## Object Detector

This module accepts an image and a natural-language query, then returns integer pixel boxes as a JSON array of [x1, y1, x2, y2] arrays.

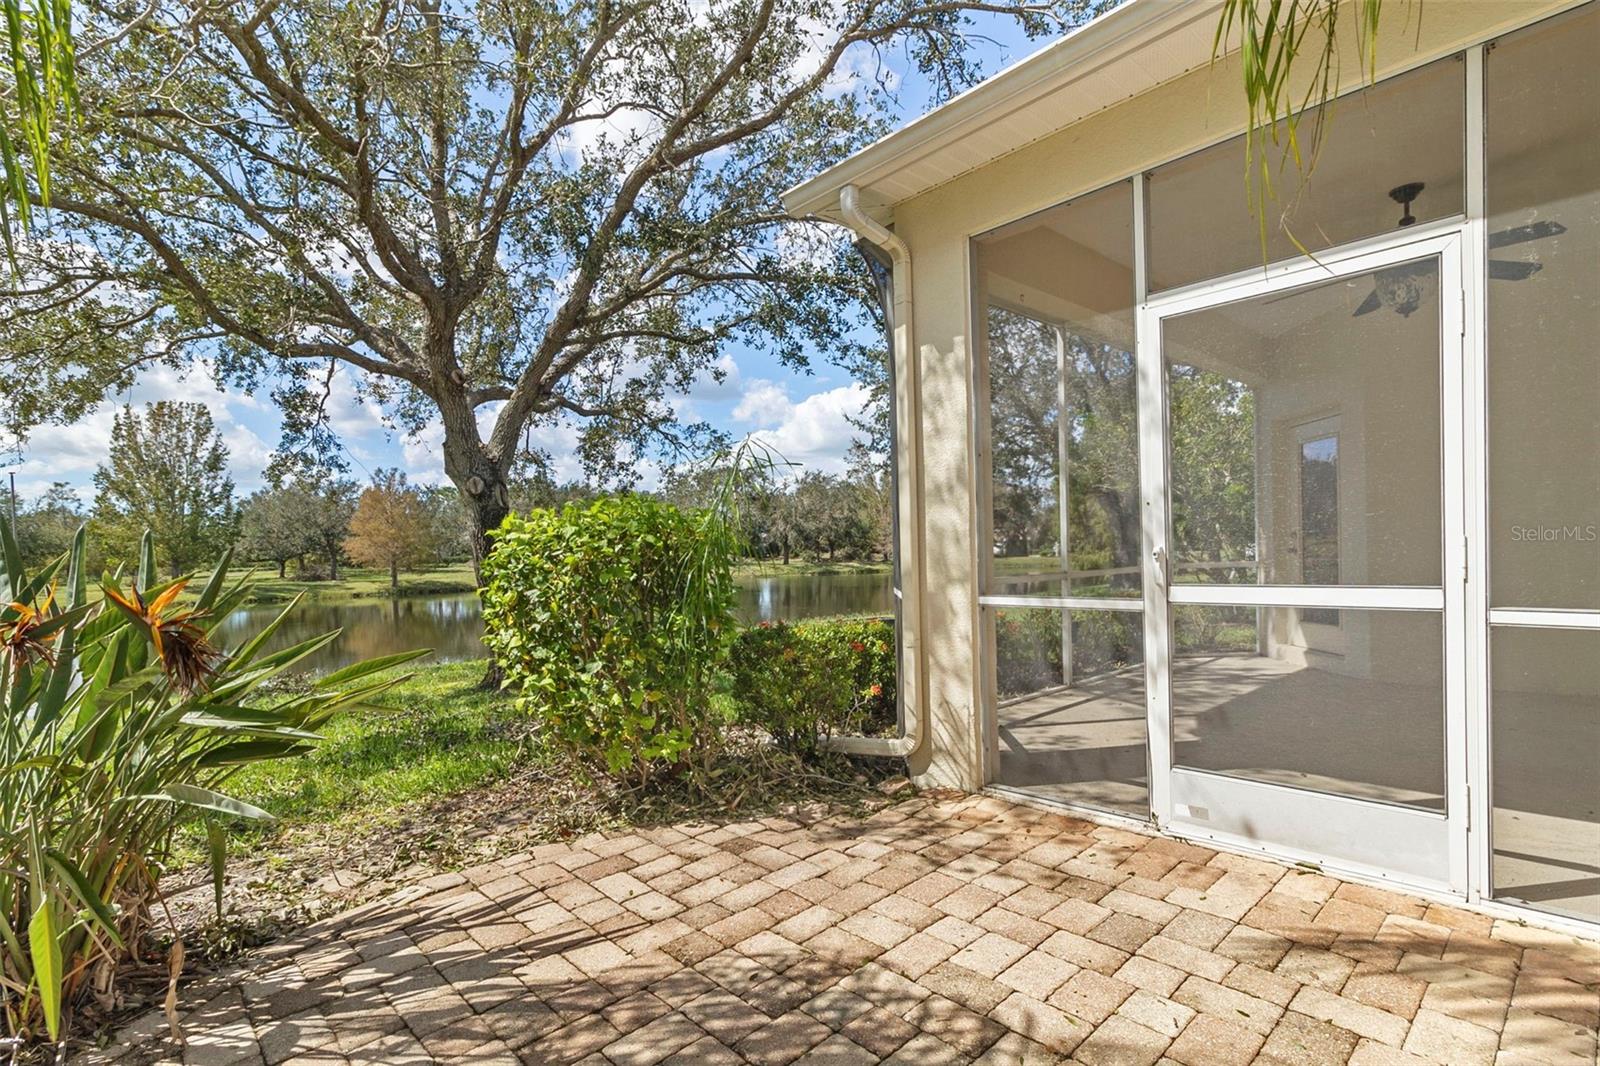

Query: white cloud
[[744, 382, 869, 476], [731, 379, 793, 425], [324, 366, 390, 438], [4, 363, 276, 498]]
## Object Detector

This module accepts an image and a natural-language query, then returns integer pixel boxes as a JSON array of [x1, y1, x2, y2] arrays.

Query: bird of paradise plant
[[0, 516, 426, 1051]]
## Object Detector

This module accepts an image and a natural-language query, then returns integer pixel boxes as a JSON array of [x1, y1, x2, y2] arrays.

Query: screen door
[[1138, 232, 1468, 892]]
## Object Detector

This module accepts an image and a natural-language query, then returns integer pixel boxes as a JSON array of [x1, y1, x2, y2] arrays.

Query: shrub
[[0, 519, 421, 1049], [994, 607, 1140, 698], [481, 495, 737, 789], [729, 617, 896, 756]]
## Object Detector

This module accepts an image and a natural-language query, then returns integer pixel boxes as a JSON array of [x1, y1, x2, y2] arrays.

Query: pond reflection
[[214, 570, 894, 674]]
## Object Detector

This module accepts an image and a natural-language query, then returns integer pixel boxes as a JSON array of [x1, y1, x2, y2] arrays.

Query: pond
[[213, 569, 895, 675]]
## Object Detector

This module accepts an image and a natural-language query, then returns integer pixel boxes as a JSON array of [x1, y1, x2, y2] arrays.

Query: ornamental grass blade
[[138, 531, 157, 591], [227, 592, 306, 665], [29, 900, 62, 1042], [164, 938, 185, 1046], [195, 546, 234, 612], [0, 513, 24, 602], [65, 524, 87, 609], [156, 783, 274, 822], [312, 648, 431, 689], [205, 821, 226, 922], [195, 739, 313, 767], [43, 849, 124, 950]]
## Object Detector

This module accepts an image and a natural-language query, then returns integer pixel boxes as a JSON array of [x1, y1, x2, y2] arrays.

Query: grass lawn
[[168, 659, 543, 947], [222, 659, 528, 827], [733, 558, 889, 576], [232, 562, 480, 605], [224, 557, 888, 606]]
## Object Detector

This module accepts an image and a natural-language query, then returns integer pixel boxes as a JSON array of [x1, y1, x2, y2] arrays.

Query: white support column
[[1133, 174, 1171, 826], [1462, 42, 1493, 905], [1055, 326, 1074, 688]]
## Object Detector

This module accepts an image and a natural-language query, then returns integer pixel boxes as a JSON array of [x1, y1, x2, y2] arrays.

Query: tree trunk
[[439, 410, 512, 691], [278, 559, 286, 578], [390, 561, 398, 590]]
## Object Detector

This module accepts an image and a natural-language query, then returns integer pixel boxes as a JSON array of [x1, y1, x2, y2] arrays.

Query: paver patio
[[101, 792, 1598, 1065]]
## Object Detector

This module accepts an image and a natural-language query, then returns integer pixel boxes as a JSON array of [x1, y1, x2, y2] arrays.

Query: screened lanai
[[971, 6, 1598, 925]]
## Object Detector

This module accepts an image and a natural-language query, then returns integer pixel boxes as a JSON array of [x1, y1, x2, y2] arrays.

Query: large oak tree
[[1, 0, 1095, 583]]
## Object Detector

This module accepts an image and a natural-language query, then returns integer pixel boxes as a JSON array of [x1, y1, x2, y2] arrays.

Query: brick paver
[[100, 793, 1599, 1064]]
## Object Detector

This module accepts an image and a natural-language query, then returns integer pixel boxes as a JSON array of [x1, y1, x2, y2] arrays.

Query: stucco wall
[[888, 0, 1575, 789]]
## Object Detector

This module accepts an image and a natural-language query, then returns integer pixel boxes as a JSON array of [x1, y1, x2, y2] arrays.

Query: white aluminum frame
[[1137, 228, 1469, 894], [1468, 14, 1600, 928]]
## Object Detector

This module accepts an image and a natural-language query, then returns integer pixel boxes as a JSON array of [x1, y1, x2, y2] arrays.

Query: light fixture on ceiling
[[1345, 183, 1569, 317], [1389, 182, 1426, 228]]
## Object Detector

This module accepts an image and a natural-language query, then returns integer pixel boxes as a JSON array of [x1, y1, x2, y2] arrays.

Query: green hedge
[[729, 617, 896, 756], [481, 496, 737, 788]]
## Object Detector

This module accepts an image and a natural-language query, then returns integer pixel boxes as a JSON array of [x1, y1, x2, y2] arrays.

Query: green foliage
[[10, 482, 87, 571], [481, 495, 738, 789], [92, 401, 239, 579], [239, 476, 358, 580], [1168, 368, 1258, 571], [1214, 0, 1403, 254], [1, 0, 76, 255], [0, 515, 424, 1047], [987, 309, 1140, 576], [993, 608, 1141, 699], [0, 0, 1100, 540], [729, 617, 896, 757], [789, 472, 887, 563]]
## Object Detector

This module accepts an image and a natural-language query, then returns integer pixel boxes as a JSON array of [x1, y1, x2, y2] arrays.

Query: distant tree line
[[663, 453, 892, 566], [9, 400, 893, 584]]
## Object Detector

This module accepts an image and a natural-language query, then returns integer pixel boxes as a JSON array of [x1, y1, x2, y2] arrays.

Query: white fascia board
[[780, 0, 1220, 222]]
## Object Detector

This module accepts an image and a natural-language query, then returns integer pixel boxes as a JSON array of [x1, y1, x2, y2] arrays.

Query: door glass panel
[[1491, 626, 1600, 922], [1300, 432, 1341, 625], [993, 606, 1147, 817], [1171, 606, 1445, 810], [1486, 5, 1600, 610], [977, 181, 1141, 599], [1147, 56, 1464, 291], [1164, 258, 1442, 587]]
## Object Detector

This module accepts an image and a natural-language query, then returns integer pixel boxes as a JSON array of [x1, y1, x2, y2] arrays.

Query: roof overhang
[[782, 0, 1223, 224]]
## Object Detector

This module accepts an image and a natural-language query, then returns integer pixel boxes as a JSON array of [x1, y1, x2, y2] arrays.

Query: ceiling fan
[[1351, 182, 1566, 317]]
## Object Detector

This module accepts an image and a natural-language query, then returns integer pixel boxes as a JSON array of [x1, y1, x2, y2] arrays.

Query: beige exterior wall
[[889, 0, 1575, 788]]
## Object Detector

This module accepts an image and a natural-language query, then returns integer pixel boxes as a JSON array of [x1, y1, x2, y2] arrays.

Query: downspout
[[823, 184, 925, 759]]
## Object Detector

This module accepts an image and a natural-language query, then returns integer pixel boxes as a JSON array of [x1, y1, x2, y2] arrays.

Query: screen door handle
[[1152, 545, 1168, 587]]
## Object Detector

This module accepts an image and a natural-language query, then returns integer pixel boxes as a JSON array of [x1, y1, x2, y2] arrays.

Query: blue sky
[[3, 18, 1045, 507]]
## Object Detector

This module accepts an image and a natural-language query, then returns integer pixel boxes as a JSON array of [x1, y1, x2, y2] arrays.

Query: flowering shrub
[[729, 617, 896, 756], [481, 496, 738, 788]]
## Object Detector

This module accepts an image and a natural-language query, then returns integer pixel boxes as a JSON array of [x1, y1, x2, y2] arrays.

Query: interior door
[[1139, 232, 1468, 892]]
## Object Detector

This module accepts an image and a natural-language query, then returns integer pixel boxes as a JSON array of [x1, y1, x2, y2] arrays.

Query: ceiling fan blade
[[1488, 220, 1566, 250], [1352, 288, 1383, 317], [1488, 259, 1543, 281]]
